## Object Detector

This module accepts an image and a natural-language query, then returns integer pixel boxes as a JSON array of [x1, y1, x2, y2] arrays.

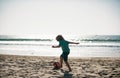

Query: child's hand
[[76, 42, 79, 44], [52, 46, 55, 48], [52, 45, 60, 48]]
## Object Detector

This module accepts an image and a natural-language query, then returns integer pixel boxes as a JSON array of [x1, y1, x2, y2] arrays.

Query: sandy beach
[[0, 54, 120, 78]]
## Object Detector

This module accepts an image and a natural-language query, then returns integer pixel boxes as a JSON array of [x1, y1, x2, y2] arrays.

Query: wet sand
[[0, 54, 120, 78]]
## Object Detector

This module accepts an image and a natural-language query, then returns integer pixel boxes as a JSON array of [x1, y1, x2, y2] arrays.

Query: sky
[[0, 0, 120, 36]]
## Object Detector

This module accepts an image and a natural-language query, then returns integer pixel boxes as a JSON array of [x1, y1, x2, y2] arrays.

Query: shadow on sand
[[60, 69, 73, 78]]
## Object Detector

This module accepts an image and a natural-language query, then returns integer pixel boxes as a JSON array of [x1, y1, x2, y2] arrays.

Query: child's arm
[[69, 41, 79, 44], [52, 45, 60, 48]]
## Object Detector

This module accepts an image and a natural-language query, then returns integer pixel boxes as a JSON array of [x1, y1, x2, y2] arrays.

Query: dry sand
[[0, 54, 120, 78]]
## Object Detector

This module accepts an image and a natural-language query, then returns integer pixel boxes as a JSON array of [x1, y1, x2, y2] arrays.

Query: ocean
[[0, 35, 120, 57]]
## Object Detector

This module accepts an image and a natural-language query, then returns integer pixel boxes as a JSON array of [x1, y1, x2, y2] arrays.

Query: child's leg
[[65, 61, 72, 71], [60, 56, 63, 68]]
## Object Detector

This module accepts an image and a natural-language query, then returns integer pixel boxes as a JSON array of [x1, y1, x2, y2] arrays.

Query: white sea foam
[[0, 35, 120, 57]]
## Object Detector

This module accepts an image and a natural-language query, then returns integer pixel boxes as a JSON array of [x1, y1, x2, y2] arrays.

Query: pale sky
[[0, 0, 120, 36]]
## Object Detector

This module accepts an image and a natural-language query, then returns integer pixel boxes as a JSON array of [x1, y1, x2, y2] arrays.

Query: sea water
[[0, 35, 120, 57]]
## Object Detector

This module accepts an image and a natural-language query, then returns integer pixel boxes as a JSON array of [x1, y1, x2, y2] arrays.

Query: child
[[52, 35, 79, 71]]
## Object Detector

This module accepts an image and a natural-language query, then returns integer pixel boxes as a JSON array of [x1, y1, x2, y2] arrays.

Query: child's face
[[56, 39, 59, 41]]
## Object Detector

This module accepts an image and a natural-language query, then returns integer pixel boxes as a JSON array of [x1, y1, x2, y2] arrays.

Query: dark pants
[[61, 52, 70, 62]]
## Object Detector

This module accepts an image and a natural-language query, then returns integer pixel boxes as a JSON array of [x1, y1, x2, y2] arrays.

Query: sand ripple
[[0, 55, 120, 78]]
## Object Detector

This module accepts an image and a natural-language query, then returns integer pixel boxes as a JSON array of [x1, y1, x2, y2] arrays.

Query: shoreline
[[1, 53, 120, 58], [0, 54, 120, 78]]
